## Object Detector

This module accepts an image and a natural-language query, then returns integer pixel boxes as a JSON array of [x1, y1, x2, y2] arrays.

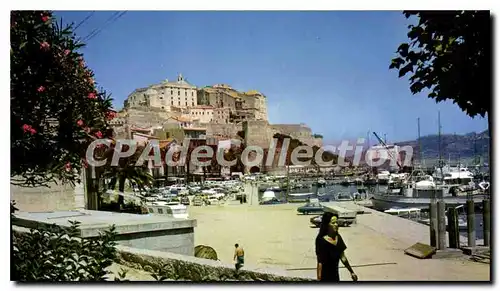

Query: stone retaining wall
[[115, 245, 314, 281]]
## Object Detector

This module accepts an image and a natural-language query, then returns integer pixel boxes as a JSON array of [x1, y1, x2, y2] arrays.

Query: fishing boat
[[377, 171, 391, 185], [353, 178, 364, 186], [287, 192, 314, 203], [363, 176, 378, 186], [316, 179, 327, 187], [340, 178, 351, 187], [372, 169, 486, 211], [371, 180, 487, 211], [335, 192, 354, 201]]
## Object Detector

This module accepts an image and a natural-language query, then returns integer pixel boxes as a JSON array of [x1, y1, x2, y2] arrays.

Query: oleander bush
[[11, 10, 114, 188]]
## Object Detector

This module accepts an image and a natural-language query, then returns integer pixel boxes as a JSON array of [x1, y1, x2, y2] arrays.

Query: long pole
[[437, 200, 447, 250], [417, 117, 421, 166], [286, 165, 290, 203], [429, 200, 438, 247], [483, 199, 490, 246], [438, 111, 444, 181], [467, 200, 476, 247]]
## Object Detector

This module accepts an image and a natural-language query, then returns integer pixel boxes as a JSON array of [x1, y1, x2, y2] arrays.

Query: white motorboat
[[371, 169, 487, 211], [384, 207, 421, 219], [145, 201, 189, 219], [335, 193, 354, 201]]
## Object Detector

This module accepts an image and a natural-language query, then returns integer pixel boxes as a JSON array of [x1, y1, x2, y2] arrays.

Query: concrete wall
[[244, 120, 272, 149], [270, 124, 314, 146], [125, 108, 169, 129], [10, 179, 77, 212], [115, 245, 314, 281], [205, 123, 242, 139], [13, 210, 197, 256]]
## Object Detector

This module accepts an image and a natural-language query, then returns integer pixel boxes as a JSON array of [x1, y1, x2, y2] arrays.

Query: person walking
[[315, 212, 358, 282], [233, 243, 245, 270]]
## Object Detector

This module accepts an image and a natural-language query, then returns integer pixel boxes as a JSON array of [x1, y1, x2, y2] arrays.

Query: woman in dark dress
[[315, 212, 358, 282]]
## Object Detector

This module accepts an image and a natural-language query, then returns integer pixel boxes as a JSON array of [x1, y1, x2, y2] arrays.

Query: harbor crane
[[372, 132, 403, 170]]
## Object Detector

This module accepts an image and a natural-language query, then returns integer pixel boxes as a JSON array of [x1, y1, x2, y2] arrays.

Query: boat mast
[[438, 111, 444, 182], [417, 117, 421, 168], [455, 132, 461, 168], [473, 132, 478, 166]]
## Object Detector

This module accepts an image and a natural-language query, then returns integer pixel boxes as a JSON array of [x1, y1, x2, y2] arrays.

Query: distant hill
[[395, 129, 490, 163]]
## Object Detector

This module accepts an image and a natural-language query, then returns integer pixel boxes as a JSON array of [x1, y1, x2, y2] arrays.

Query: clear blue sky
[[55, 11, 488, 143]]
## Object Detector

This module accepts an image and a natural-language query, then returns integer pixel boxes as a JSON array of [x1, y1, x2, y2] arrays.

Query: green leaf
[[397, 43, 410, 57], [398, 63, 414, 78]]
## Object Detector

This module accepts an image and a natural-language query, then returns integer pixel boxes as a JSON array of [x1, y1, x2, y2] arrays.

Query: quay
[[190, 201, 489, 281]]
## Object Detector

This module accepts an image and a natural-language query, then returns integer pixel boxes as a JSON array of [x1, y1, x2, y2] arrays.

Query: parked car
[[206, 197, 219, 205], [180, 196, 190, 206], [310, 214, 355, 227], [259, 198, 283, 205], [297, 201, 324, 215], [192, 196, 204, 206]]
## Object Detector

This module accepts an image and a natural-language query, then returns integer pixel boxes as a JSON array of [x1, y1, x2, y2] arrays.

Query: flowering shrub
[[11, 10, 114, 187]]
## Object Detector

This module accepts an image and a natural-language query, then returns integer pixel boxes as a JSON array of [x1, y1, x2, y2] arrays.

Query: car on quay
[[296, 199, 325, 215], [310, 214, 355, 228], [259, 198, 284, 205], [180, 196, 190, 206]]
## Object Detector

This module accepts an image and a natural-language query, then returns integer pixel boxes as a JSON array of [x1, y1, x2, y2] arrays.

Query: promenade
[[190, 201, 490, 281]]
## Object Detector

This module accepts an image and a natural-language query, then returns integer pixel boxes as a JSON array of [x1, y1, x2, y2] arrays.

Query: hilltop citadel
[[110, 73, 323, 159]]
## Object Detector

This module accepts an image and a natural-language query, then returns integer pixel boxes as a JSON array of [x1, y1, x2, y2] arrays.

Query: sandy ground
[[189, 202, 490, 281]]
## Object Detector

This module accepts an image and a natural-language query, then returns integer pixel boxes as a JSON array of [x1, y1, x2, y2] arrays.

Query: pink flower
[[37, 86, 45, 92], [41, 14, 50, 22], [84, 127, 90, 133], [88, 92, 97, 99], [106, 111, 116, 120], [95, 131, 103, 139], [64, 49, 71, 56], [40, 42, 50, 51], [22, 124, 36, 135], [77, 119, 84, 126], [65, 162, 71, 172]]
